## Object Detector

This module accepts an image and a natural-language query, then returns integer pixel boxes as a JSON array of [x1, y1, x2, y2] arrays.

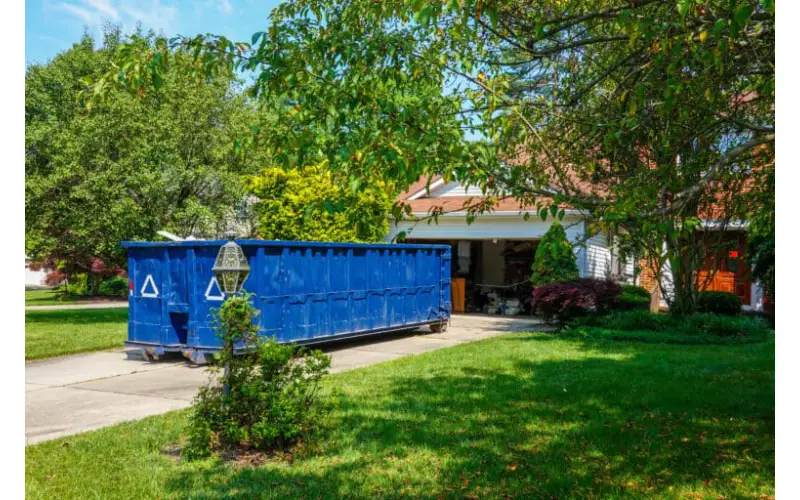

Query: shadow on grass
[[163, 336, 775, 499], [24, 307, 128, 325]]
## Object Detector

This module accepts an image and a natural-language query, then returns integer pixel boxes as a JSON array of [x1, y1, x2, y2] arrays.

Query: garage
[[404, 238, 539, 315]]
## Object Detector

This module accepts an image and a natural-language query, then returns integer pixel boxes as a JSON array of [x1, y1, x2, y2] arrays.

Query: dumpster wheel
[[430, 321, 448, 333]]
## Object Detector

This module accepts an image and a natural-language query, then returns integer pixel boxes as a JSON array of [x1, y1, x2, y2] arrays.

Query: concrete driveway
[[25, 315, 543, 445]]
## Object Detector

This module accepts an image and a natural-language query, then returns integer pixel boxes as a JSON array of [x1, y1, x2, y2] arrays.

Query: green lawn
[[26, 333, 775, 499], [25, 289, 75, 306], [25, 308, 128, 360], [26, 288, 127, 306]]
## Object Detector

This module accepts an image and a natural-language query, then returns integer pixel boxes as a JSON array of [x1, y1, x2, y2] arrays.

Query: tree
[[25, 27, 263, 290], [93, 1, 774, 313], [530, 221, 579, 286], [248, 163, 393, 242], [746, 164, 775, 305]]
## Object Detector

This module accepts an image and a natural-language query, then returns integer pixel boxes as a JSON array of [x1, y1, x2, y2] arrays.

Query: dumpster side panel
[[192, 245, 225, 348], [129, 247, 164, 345], [350, 248, 370, 331], [368, 248, 387, 331], [329, 247, 351, 335], [440, 247, 452, 317], [256, 246, 283, 341], [162, 247, 189, 346], [415, 249, 435, 321]]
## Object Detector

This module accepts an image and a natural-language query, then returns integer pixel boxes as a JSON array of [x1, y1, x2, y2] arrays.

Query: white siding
[[747, 281, 764, 312], [432, 181, 486, 197], [584, 230, 612, 280], [25, 265, 47, 287], [619, 259, 635, 284]]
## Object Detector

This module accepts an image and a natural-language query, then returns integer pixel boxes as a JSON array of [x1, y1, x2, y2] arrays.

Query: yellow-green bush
[[248, 163, 392, 242]]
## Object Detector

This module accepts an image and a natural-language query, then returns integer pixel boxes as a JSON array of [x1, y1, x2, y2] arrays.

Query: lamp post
[[212, 231, 251, 296], [212, 231, 250, 395]]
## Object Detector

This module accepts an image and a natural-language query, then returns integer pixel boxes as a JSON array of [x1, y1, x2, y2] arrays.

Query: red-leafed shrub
[[90, 258, 107, 274], [43, 270, 66, 287], [533, 278, 622, 321]]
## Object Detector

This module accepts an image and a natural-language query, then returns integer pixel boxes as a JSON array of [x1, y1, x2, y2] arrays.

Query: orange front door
[[697, 233, 751, 305]]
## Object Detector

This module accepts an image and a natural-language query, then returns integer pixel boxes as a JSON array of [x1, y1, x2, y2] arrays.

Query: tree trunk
[[665, 230, 701, 316], [649, 286, 661, 313]]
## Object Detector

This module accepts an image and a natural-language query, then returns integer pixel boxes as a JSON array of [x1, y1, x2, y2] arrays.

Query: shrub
[[185, 294, 332, 459], [566, 310, 772, 340], [621, 285, 650, 299], [530, 221, 579, 286], [562, 327, 768, 345], [614, 285, 651, 311], [98, 276, 129, 297], [697, 291, 742, 316], [533, 278, 621, 321], [43, 271, 66, 288]]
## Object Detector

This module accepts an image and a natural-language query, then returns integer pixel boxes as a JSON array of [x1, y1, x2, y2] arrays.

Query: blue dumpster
[[122, 240, 452, 362]]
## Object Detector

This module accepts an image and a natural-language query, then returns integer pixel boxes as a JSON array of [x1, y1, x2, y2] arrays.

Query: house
[[386, 176, 634, 314], [25, 256, 48, 288], [386, 176, 764, 313]]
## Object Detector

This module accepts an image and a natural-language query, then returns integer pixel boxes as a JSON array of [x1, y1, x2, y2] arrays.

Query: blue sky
[[26, 0, 284, 66]]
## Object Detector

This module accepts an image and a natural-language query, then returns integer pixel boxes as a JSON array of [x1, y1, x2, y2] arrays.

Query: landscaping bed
[[26, 333, 775, 499], [25, 308, 128, 360]]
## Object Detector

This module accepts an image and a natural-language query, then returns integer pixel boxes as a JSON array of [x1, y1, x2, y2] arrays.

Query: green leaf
[[152, 72, 163, 90], [676, 0, 692, 18], [487, 6, 498, 29], [349, 177, 361, 196], [713, 18, 726, 39], [251, 32, 264, 46], [415, 4, 434, 28], [735, 5, 754, 26]]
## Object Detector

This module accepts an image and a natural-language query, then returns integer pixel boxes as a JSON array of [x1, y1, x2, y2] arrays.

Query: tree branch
[[647, 133, 775, 217]]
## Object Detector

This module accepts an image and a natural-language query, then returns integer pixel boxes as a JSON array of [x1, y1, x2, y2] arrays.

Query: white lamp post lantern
[[212, 231, 250, 296]]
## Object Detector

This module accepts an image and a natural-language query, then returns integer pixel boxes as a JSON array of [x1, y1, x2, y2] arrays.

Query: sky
[[25, 0, 284, 66]]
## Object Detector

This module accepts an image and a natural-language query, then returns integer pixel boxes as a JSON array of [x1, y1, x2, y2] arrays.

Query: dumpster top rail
[[121, 240, 451, 250]]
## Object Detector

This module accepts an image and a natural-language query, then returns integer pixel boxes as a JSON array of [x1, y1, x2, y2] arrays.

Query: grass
[[25, 288, 127, 306], [26, 333, 775, 499], [25, 308, 128, 360], [25, 289, 75, 306]]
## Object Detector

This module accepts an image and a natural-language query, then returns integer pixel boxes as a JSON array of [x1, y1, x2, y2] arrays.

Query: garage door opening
[[405, 238, 539, 315]]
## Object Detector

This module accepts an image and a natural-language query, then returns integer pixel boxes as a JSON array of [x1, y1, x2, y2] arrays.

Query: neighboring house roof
[[397, 174, 443, 201]]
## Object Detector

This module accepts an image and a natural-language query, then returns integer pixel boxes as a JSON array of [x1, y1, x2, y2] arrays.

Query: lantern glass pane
[[212, 239, 250, 295], [223, 271, 239, 294]]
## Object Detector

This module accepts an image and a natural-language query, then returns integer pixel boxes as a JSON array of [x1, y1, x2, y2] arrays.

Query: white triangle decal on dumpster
[[140, 274, 159, 298], [205, 276, 225, 301]]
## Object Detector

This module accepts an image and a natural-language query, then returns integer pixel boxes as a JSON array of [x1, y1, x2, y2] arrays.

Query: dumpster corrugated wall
[[122, 240, 451, 361]]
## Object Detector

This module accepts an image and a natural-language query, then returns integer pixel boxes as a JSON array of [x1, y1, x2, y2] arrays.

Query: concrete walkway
[[25, 315, 543, 445]]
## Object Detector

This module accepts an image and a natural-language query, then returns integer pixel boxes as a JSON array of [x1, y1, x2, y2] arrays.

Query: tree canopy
[[93, 0, 774, 312], [26, 27, 264, 280]]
